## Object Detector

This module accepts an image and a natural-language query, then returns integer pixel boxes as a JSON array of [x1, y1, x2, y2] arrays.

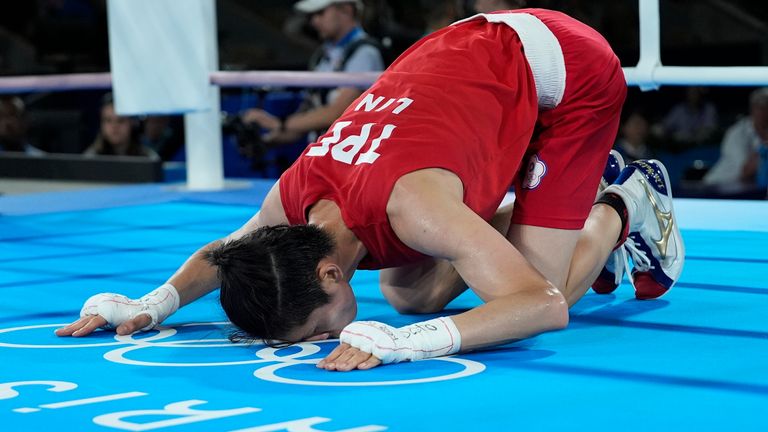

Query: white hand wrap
[[340, 317, 461, 364], [79, 284, 180, 331]]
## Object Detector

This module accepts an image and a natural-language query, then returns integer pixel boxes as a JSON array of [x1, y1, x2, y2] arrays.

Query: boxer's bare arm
[[320, 170, 567, 370], [378, 202, 515, 313], [56, 182, 289, 337], [386, 171, 568, 350]]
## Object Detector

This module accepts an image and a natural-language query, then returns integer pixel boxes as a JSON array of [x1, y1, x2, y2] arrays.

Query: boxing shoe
[[601, 159, 685, 299], [592, 150, 629, 294], [599, 149, 625, 192]]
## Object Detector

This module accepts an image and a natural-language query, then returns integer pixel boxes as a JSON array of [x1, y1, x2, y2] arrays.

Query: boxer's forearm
[[451, 285, 569, 352], [333, 285, 568, 368], [166, 240, 224, 307]]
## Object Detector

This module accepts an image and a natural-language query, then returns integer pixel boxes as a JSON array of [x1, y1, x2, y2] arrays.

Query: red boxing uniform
[[280, 8, 626, 270]]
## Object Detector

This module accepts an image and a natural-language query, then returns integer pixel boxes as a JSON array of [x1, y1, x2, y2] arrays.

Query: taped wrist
[[80, 283, 180, 331], [137, 283, 180, 329], [340, 317, 462, 364]]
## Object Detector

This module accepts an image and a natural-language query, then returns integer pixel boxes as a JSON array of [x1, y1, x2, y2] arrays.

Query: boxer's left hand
[[317, 342, 382, 372], [317, 318, 461, 372]]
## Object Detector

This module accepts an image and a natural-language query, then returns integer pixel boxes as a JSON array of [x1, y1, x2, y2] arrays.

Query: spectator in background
[[0, 96, 44, 155], [655, 86, 718, 147], [83, 93, 158, 159], [614, 111, 652, 161], [473, 0, 526, 13], [140, 115, 182, 161], [242, 0, 384, 144], [703, 88, 768, 188]]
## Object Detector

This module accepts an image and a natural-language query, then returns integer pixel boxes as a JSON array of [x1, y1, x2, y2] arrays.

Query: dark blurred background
[[0, 0, 767, 198]]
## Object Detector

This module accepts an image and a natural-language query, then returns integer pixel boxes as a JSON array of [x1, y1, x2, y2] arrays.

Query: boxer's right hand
[[55, 284, 179, 337], [55, 312, 151, 337]]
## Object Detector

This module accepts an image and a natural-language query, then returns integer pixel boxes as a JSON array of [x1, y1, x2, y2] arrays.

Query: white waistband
[[453, 13, 566, 109]]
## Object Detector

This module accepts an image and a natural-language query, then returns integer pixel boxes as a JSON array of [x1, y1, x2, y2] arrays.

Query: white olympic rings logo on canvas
[[0, 322, 485, 387]]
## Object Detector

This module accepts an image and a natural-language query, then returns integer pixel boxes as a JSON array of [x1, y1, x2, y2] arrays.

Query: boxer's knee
[[381, 284, 446, 315], [395, 300, 445, 315]]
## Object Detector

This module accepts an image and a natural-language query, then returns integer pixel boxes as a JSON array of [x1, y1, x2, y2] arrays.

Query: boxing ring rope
[[1, 65, 767, 96], [0, 71, 382, 95], [0, 0, 766, 189], [623, 0, 768, 90]]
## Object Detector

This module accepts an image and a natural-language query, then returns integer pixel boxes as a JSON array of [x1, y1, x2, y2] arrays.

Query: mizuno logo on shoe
[[639, 177, 673, 259], [636, 161, 666, 192]]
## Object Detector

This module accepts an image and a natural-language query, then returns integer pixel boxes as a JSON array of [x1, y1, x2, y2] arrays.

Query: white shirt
[[703, 117, 764, 186]]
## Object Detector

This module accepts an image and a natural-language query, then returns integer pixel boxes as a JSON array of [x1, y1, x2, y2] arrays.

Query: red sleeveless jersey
[[280, 9, 625, 269]]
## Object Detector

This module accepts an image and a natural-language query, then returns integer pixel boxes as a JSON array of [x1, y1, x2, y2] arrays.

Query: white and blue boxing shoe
[[602, 159, 685, 299]]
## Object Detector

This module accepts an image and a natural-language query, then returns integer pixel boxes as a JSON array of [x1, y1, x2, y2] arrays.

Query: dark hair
[[87, 93, 146, 157], [205, 224, 335, 346]]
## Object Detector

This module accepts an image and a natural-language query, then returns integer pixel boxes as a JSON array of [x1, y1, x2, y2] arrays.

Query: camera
[[221, 112, 268, 171]]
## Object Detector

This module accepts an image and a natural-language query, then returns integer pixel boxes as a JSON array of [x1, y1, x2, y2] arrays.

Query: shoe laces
[[610, 247, 629, 286], [624, 236, 654, 272]]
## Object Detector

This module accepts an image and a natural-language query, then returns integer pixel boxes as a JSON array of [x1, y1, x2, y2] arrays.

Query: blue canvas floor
[[1, 180, 767, 431]]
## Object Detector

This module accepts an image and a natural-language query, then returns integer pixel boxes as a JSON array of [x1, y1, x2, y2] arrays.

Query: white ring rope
[[0, 66, 766, 95], [0, 71, 383, 94], [210, 71, 382, 89]]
